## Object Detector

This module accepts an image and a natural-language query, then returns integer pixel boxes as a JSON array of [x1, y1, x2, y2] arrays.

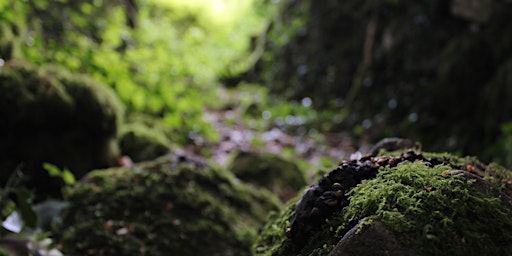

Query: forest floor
[[202, 106, 368, 173]]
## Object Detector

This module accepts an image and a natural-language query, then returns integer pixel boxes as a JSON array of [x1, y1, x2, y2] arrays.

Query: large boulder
[[254, 151, 512, 255], [0, 61, 124, 198], [57, 152, 280, 255]]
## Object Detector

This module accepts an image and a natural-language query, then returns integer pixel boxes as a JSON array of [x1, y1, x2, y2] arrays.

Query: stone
[[329, 221, 418, 256], [119, 122, 175, 162], [58, 152, 280, 255], [0, 61, 124, 198], [229, 151, 307, 202]]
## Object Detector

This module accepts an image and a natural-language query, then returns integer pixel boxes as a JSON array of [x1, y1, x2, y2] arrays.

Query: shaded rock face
[[328, 221, 417, 256], [254, 150, 512, 256], [58, 153, 280, 256], [0, 61, 124, 198]]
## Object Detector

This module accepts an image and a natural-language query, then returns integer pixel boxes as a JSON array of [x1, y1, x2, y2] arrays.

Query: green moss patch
[[119, 123, 175, 162], [255, 152, 512, 256], [254, 200, 299, 255], [342, 162, 512, 255], [229, 151, 307, 201], [58, 154, 280, 255]]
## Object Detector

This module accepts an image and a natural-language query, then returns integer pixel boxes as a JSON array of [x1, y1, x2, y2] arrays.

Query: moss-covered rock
[[254, 151, 512, 256], [0, 61, 124, 198], [229, 151, 307, 202], [119, 123, 175, 162], [58, 152, 280, 256]]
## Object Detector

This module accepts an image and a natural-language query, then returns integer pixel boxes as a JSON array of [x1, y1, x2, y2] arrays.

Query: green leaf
[[62, 169, 76, 185], [43, 163, 76, 185], [43, 163, 62, 177]]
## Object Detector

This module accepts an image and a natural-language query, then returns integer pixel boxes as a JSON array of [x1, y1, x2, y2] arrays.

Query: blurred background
[[2, 0, 512, 168]]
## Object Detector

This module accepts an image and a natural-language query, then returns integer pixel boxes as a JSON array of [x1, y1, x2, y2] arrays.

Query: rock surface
[[0, 61, 124, 198], [328, 221, 417, 256], [229, 150, 307, 202], [119, 122, 175, 162]]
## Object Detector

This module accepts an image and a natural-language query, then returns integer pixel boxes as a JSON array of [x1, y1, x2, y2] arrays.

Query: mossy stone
[[254, 152, 512, 256], [119, 123, 175, 162], [229, 151, 307, 201], [58, 153, 280, 255], [0, 61, 124, 198]]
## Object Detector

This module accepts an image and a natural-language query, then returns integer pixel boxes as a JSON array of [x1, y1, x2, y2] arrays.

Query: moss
[[119, 123, 175, 162], [229, 151, 307, 201], [254, 199, 298, 256], [0, 61, 124, 198], [342, 162, 512, 255], [255, 152, 512, 255], [482, 162, 512, 197], [58, 154, 280, 255]]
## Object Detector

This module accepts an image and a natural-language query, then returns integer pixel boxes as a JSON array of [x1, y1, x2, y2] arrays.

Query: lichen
[[255, 152, 512, 256], [58, 154, 280, 255]]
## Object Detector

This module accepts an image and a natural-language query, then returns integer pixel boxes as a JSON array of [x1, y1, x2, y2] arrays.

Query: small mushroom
[[326, 200, 338, 207], [310, 207, 320, 216], [334, 190, 344, 198]]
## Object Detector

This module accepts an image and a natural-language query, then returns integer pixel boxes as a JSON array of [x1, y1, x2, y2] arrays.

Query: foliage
[[220, 84, 342, 134], [0, 170, 65, 256], [0, 0, 270, 146], [1, 169, 36, 235], [42, 163, 76, 186]]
